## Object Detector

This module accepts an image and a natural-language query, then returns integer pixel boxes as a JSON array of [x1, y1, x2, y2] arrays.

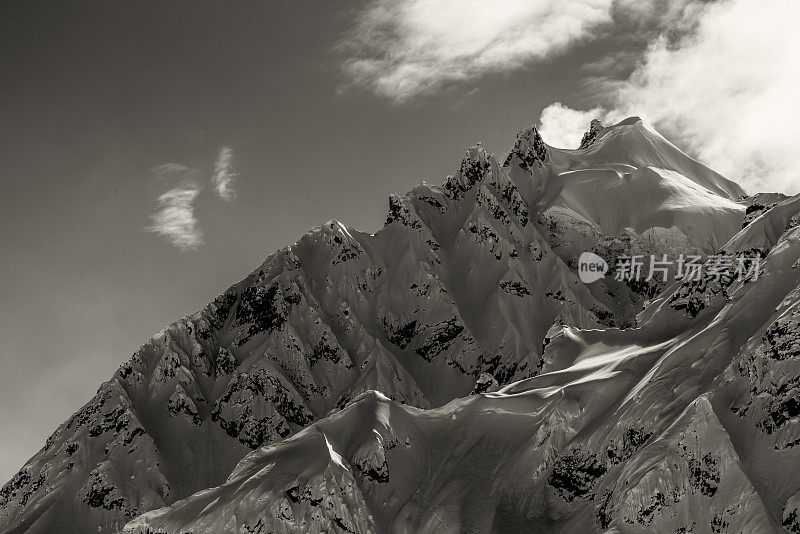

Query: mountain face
[[2, 117, 799, 534]]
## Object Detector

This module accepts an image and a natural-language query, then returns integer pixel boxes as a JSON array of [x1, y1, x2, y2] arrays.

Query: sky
[[1, 0, 798, 482]]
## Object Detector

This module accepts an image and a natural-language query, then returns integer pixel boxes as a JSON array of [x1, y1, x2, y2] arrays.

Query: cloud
[[536, 0, 800, 194], [341, 0, 614, 102], [146, 147, 241, 248], [211, 147, 238, 202], [341, 0, 799, 193], [611, 0, 800, 194], [538, 102, 610, 148], [146, 182, 204, 250], [150, 163, 196, 180]]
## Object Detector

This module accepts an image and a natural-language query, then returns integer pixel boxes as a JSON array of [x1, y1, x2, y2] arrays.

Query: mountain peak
[[442, 144, 496, 201], [578, 116, 648, 149], [614, 115, 643, 126], [503, 124, 548, 171]]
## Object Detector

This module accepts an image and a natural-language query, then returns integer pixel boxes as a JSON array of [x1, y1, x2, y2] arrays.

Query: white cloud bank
[[147, 182, 204, 250], [616, 0, 800, 194], [342, 0, 614, 102], [539, 0, 800, 194], [212, 147, 238, 202]]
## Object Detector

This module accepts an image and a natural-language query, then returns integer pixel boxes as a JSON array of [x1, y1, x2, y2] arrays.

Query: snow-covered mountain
[[3, 117, 799, 534]]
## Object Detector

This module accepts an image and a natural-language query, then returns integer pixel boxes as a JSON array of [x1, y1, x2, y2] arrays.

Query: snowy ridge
[[4, 117, 797, 534]]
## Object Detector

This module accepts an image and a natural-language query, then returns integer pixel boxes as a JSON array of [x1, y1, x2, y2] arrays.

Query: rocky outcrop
[[579, 119, 604, 149]]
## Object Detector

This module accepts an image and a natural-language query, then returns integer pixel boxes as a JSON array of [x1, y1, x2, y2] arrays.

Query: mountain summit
[[3, 118, 799, 534]]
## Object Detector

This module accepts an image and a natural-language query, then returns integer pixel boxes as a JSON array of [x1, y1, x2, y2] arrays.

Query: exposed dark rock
[[548, 447, 607, 501]]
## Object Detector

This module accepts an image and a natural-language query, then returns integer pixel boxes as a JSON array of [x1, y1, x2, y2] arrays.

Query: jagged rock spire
[[503, 125, 548, 171], [444, 144, 493, 200], [579, 119, 604, 149]]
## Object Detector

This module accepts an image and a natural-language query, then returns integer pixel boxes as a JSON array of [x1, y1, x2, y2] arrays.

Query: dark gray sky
[[1, 0, 795, 481]]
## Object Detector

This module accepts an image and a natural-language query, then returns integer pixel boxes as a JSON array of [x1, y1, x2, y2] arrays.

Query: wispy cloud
[[211, 147, 238, 202], [150, 163, 196, 180], [341, 0, 614, 102], [146, 147, 241, 249], [146, 181, 204, 250]]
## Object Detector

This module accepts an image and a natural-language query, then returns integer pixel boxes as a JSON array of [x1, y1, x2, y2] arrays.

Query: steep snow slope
[[553, 166, 743, 251], [543, 118, 747, 253], [1, 117, 774, 534]]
